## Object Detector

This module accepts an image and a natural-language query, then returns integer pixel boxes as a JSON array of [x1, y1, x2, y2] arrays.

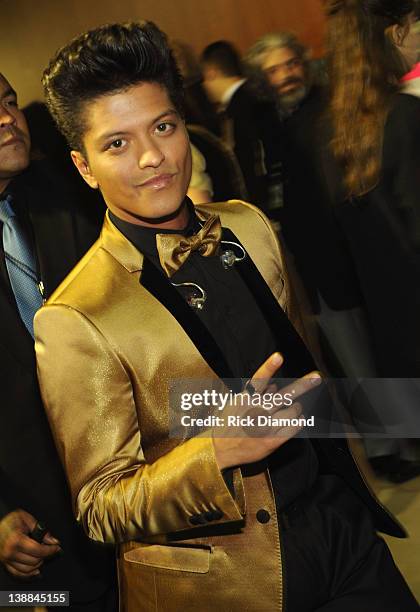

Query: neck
[[111, 199, 190, 230], [0, 178, 11, 196]]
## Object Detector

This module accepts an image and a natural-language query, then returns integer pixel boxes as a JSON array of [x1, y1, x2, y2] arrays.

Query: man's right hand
[[0, 510, 61, 578], [213, 352, 322, 470]]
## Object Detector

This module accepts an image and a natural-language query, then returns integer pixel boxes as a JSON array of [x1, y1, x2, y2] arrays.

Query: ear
[[202, 65, 219, 81], [71, 150, 99, 189], [389, 23, 408, 47]]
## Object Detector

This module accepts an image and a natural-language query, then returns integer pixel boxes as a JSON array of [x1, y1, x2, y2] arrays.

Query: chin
[[1, 160, 30, 177], [137, 194, 186, 223], [278, 86, 307, 110]]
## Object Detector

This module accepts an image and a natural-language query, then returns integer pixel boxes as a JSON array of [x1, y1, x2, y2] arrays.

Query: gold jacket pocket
[[124, 543, 211, 573]]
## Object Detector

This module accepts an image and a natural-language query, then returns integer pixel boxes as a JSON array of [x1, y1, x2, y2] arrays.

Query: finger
[[272, 423, 304, 442], [43, 532, 60, 545], [275, 401, 303, 423], [5, 561, 42, 577], [251, 352, 284, 394], [266, 404, 305, 438], [275, 400, 303, 417], [272, 400, 303, 419], [8, 550, 44, 567], [17, 534, 61, 558], [16, 510, 38, 533], [256, 423, 304, 451], [254, 402, 303, 437], [275, 371, 322, 404]]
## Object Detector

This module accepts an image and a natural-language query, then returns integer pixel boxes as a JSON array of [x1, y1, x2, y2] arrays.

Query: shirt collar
[[108, 198, 200, 260], [220, 79, 247, 109]]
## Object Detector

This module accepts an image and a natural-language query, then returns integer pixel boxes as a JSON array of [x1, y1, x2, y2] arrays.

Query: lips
[[279, 80, 302, 92], [0, 136, 24, 148], [139, 174, 175, 190]]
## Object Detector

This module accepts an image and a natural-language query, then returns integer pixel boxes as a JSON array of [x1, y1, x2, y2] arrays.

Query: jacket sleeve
[[34, 304, 244, 545]]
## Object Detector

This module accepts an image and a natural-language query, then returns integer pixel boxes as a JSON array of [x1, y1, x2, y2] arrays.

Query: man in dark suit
[[200, 41, 279, 216], [0, 72, 116, 609]]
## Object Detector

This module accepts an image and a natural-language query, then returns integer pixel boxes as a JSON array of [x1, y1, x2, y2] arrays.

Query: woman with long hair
[[327, 0, 415, 199], [324, 0, 420, 477]]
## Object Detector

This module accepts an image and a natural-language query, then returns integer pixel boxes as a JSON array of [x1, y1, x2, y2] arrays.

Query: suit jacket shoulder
[[47, 201, 289, 311]]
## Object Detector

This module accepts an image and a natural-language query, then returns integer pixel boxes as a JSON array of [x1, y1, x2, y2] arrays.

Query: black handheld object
[[29, 521, 48, 543]]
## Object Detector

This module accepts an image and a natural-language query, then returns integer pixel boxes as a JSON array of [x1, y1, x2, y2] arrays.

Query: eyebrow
[[97, 108, 179, 143], [265, 57, 300, 70], [1, 87, 17, 101]]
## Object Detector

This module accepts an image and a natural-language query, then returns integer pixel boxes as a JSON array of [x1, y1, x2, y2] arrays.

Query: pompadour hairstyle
[[42, 21, 184, 152]]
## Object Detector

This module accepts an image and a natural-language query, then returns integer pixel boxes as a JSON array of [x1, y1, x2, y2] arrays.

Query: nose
[[278, 65, 294, 81], [138, 138, 165, 169], [0, 104, 16, 129], [270, 67, 289, 88]]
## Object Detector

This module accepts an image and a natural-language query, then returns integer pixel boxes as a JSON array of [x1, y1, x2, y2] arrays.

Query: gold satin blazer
[[35, 201, 298, 612]]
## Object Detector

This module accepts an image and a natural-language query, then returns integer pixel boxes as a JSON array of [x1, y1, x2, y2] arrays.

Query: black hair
[[43, 21, 184, 152], [327, 0, 413, 22], [364, 0, 413, 22], [200, 41, 244, 77]]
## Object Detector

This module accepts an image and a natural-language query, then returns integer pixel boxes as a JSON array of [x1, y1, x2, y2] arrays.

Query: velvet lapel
[[222, 228, 316, 378], [140, 256, 236, 381]]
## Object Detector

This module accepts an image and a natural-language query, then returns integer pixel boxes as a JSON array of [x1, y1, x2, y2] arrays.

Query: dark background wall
[[0, 0, 325, 105]]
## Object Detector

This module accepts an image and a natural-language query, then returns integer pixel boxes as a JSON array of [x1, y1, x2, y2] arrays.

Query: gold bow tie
[[156, 214, 222, 277]]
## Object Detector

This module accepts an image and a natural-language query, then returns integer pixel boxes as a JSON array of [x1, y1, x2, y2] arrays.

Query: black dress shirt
[[109, 201, 318, 511]]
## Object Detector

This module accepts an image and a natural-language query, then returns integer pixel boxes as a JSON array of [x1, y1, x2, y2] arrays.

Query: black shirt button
[[256, 509, 271, 524]]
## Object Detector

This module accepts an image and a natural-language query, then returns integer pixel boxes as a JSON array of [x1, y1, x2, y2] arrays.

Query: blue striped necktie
[[0, 195, 43, 337]]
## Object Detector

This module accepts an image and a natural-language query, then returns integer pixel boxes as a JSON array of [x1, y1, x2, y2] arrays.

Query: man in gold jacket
[[35, 21, 418, 612]]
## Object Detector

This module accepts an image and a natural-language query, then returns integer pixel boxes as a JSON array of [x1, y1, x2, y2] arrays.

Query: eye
[[265, 67, 278, 77], [108, 138, 126, 150], [155, 122, 176, 135], [5, 97, 18, 108]]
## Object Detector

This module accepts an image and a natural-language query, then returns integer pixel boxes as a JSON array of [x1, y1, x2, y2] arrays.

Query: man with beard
[[246, 32, 311, 119], [0, 72, 116, 609], [245, 33, 372, 384]]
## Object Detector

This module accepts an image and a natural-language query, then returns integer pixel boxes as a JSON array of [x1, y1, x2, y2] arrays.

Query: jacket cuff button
[[210, 510, 224, 521]]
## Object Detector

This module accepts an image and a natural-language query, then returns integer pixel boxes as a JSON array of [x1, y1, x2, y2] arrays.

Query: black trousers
[[280, 475, 419, 611], [47, 585, 118, 612]]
